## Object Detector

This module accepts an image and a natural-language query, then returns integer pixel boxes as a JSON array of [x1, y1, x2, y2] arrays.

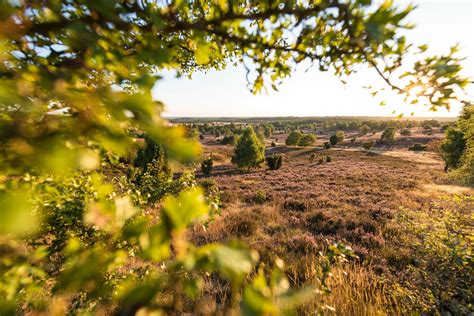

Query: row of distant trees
[[183, 118, 450, 141]]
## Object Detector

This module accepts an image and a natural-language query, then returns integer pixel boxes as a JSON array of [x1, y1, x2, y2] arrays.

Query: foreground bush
[[266, 154, 283, 170]]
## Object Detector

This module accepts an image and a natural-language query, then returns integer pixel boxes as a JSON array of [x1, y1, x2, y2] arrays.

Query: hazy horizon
[[154, 0, 473, 118], [163, 114, 458, 120]]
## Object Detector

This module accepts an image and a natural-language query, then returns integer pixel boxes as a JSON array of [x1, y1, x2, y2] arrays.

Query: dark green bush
[[221, 135, 236, 145], [266, 154, 283, 170], [232, 126, 265, 171], [359, 125, 371, 134], [380, 127, 396, 142], [329, 135, 338, 146], [324, 142, 332, 149], [363, 141, 374, 150], [285, 130, 303, 146], [440, 128, 466, 169], [134, 136, 164, 170], [298, 134, 316, 146], [201, 156, 213, 176], [130, 137, 172, 205], [129, 157, 172, 205], [326, 156, 332, 162]]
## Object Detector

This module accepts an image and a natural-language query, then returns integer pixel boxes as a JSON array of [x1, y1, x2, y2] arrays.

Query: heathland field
[[186, 126, 473, 314]]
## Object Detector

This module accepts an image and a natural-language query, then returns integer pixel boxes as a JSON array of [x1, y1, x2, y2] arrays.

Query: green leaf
[[0, 191, 37, 236], [161, 187, 208, 233], [189, 242, 258, 283], [195, 43, 212, 65]]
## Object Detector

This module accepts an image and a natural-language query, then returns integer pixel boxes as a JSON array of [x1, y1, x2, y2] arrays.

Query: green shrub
[[130, 143, 172, 205], [285, 130, 303, 146], [326, 156, 332, 162], [441, 103, 473, 185], [221, 134, 236, 145], [336, 131, 345, 143], [363, 141, 375, 150], [329, 135, 338, 146], [380, 127, 396, 142], [440, 128, 466, 169], [409, 143, 428, 151], [298, 134, 316, 146], [168, 169, 197, 195], [133, 136, 164, 170], [263, 124, 274, 138], [359, 124, 371, 134], [201, 156, 213, 176], [266, 154, 283, 170], [400, 129, 411, 136], [232, 126, 265, 171], [324, 142, 332, 149]]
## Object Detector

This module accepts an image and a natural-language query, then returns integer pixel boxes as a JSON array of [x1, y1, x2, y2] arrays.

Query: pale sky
[[154, 0, 474, 118]]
